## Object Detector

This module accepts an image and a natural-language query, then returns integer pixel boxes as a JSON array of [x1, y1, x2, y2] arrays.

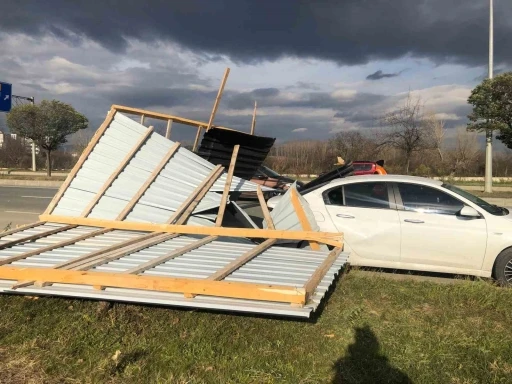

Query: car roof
[[327, 174, 444, 186]]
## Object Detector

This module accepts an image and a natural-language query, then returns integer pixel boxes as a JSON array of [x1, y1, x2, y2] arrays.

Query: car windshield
[[442, 183, 509, 216], [261, 166, 281, 178]]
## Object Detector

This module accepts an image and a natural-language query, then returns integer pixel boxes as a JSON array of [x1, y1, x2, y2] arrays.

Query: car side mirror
[[459, 206, 481, 218]]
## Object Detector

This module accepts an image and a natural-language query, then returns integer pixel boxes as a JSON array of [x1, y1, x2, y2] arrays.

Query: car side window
[[325, 187, 344, 206], [344, 182, 390, 209], [396, 183, 464, 215]]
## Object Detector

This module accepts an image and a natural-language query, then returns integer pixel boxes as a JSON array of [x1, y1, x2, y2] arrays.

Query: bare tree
[[379, 95, 434, 174], [329, 131, 380, 163], [449, 128, 479, 176], [424, 111, 445, 162], [0, 136, 30, 169]]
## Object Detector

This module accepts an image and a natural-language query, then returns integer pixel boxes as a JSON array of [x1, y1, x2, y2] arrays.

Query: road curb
[[0, 179, 62, 188]]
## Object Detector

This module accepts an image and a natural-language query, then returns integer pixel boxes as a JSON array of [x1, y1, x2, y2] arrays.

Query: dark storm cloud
[[366, 70, 400, 81], [3, 0, 512, 66]]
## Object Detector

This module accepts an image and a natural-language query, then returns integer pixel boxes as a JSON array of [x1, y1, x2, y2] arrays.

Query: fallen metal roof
[[0, 223, 348, 317], [50, 112, 270, 222]]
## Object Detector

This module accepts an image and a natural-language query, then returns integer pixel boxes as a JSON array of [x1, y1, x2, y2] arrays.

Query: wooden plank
[[208, 238, 277, 281], [0, 228, 111, 267], [250, 101, 257, 135], [111, 105, 236, 132], [257, 186, 274, 230], [303, 247, 343, 301], [126, 235, 218, 275], [44, 110, 117, 215], [0, 224, 77, 251], [11, 232, 165, 290], [38, 215, 344, 247], [215, 145, 239, 226], [0, 222, 46, 238], [290, 187, 320, 251], [140, 114, 145, 125], [168, 165, 224, 225], [206, 68, 230, 132], [81, 126, 154, 217], [192, 126, 202, 152], [165, 119, 173, 139], [0, 266, 306, 304], [115, 142, 181, 221], [69, 233, 179, 271]]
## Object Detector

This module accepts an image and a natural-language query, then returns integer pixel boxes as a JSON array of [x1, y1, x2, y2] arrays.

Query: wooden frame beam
[[208, 238, 277, 281], [290, 188, 320, 251], [215, 145, 239, 226], [0, 266, 306, 304], [250, 101, 257, 135], [81, 126, 154, 217], [44, 110, 117, 215], [0, 228, 111, 267], [115, 142, 181, 221], [169, 165, 224, 225], [111, 105, 236, 132], [38, 215, 343, 247], [303, 247, 343, 301], [206, 68, 230, 132], [256, 186, 274, 230], [126, 235, 218, 275], [140, 114, 145, 125]]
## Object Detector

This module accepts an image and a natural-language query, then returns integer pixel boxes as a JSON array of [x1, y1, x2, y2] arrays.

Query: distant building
[[0, 131, 39, 153]]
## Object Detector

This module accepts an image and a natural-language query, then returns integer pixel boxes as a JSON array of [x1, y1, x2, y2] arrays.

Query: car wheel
[[493, 248, 512, 285]]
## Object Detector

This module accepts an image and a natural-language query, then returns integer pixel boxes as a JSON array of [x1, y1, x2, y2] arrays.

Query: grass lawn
[[1, 271, 511, 383], [471, 191, 512, 199]]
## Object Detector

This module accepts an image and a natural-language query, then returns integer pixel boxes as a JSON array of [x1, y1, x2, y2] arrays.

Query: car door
[[395, 182, 488, 270], [323, 181, 401, 262]]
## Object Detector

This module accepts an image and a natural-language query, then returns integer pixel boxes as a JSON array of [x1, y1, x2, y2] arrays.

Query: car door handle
[[404, 219, 424, 224], [336, 214, 355, 219]]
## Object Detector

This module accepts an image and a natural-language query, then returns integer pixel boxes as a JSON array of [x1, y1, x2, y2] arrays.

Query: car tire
[[493, 248, 512, 285]]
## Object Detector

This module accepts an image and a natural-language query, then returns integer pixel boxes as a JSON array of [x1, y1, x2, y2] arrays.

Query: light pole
[[30, 97, 36, 172], [484, 0, 493, 193]]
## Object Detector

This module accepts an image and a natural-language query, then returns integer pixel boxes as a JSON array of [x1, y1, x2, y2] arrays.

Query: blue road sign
[[0, 82, 12, 112]]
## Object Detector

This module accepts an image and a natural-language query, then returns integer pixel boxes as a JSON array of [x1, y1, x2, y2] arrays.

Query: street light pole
[[30, 97, 36, 172], [484, 0, 493, 193]]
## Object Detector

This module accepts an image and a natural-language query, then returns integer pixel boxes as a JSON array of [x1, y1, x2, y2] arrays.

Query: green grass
[[443, 180, 512, 187], [1, 271, 511, 383]]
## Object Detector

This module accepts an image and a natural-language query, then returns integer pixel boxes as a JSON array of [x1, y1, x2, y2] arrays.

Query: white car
[[268, 175, 512, 283]]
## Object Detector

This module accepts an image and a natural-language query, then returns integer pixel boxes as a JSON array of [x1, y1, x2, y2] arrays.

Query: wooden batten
[[126, 235, 218, 275], [256, 186, 275, 230], [170, 165, 224, 225], [0, 224, 77, 251], [44, 109, 117, 215], [303, 247, 343, 301], [290, 188, 320, 251], [192, 126, 202, 153], [215, 145, 239, 226], [0, 222, 46, 239], [115, 142, 181, 221], [81, 126, 154, 217], [0, 228, 111, 267], [208, 238, 277, 281], [0, 266, 307, 304], [250, 101, 257, 135], [206, 68, 230, 132], [165, 119, 173, 139]]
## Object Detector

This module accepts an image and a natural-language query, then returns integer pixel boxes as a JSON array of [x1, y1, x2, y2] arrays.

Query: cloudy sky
[[1, 0, 511, 147]]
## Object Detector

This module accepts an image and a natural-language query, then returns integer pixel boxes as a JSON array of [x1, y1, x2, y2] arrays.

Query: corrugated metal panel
[[52, 112, 271, 221], [0, 223, 348, 318], [198, 128, 276, 180]]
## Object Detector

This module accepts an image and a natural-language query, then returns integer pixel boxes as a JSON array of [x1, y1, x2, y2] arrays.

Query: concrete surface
[[0, 186, 57, 230], [0, 179, 63, 187]]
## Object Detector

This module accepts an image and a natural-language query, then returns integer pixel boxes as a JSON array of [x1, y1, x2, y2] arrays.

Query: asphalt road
[[0, 186, 58, 230]]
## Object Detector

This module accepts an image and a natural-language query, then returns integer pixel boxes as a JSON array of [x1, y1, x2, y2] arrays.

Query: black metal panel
[[300, 163, 354, 192], [197, 129, 276, 180]]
